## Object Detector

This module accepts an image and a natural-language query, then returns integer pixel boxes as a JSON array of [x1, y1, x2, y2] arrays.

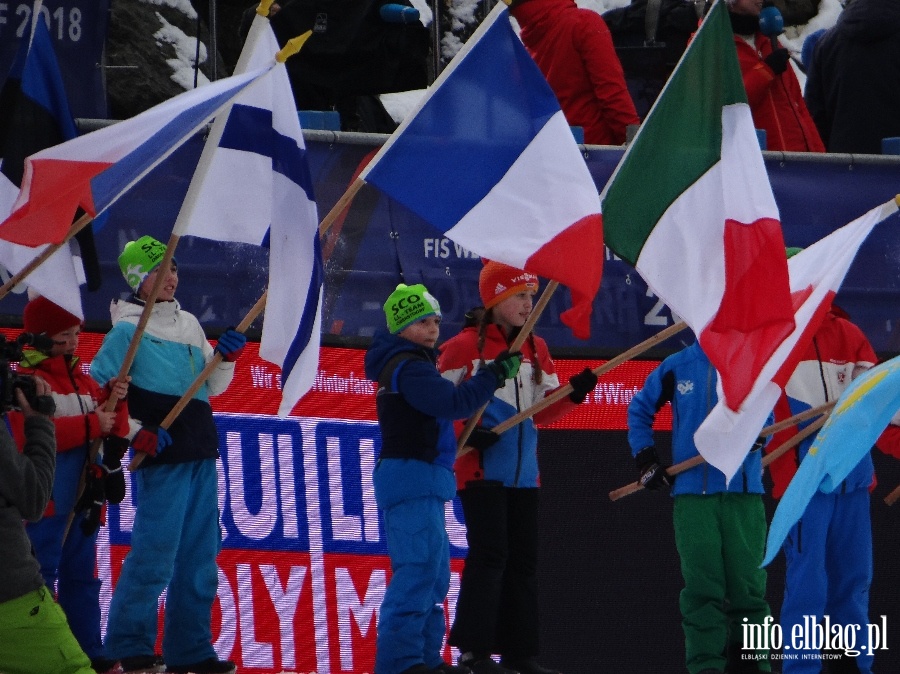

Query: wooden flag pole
[[458, 319, 689, 460], [884, 482, 900, 506], [319, 177, 366, 236], [455, 280, 560, 455], [608, 403, 834, 502], [128, 290, 269, 471], [0, 212, 94, 302]]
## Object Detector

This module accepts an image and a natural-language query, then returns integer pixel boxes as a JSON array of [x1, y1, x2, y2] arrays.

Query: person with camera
[[90, 236, 246, 674], [0, 372, 97, 673], [6, 296, 133, 674]]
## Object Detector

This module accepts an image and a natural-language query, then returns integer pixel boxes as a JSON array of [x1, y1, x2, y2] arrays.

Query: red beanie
[[23, 296, 81, 337], [479, 260, 539, 309]]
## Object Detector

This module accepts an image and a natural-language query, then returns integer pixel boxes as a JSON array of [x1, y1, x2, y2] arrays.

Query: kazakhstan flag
[[763, 354, 900, 566]]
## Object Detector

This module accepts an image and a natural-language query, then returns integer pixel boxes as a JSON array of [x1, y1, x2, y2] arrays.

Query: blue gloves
[[215, 328, 247, 362], [132, 425, 173, 457]]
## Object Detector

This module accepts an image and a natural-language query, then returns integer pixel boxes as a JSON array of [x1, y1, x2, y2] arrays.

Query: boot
[[118, 655, 165, 674], [459, 652, 519, 674], [432, 663, 473, 674], [499, 657, 560, 674]]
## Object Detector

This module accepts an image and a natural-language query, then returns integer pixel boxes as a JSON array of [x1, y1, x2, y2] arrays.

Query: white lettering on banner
[[445, 501, 467, 549], [278, 433, 300, 539], [300, 421, 332, 673], [452, 242, 478, 258], [591, 382, 639, 406], [328, 436, 362, 542], [0, 5, 7, 27], [314, 371, 374, 395], [251, 365, 279, 389], [215, 568, 238, 656], [261, 564, 308, 670], [238, 563, 274, 667], [336, 567, 385, 671], [227, 431, 278, 540], [359, 438, 380, 542]]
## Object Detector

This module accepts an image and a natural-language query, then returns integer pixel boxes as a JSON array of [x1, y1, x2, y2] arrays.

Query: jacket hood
[[110, 296, 181, 324], [838, 0, 900, 44], [364, 330, 436, 381], [511, 0, 578, 39]]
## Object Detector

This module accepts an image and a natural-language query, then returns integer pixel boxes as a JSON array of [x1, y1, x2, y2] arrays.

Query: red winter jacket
[[733, 33, 824, 152], [511, 0, 639, 145]]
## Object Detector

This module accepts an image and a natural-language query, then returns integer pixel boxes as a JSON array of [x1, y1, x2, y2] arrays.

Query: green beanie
[[785, 246, 804, 259], [118, 236, 168, 292], [384, 283, 441, 334]]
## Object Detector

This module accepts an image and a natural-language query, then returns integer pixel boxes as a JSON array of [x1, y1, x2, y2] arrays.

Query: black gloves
[[75, 464, 106, 536], [102, 436, 128, 505], [568, 368, 598, 404], [764, 48, 790, 75], [466, 426, 501, 452], [635, 446, 671, 491], [485, 350, 523, 388], [750, 436, 766, 453]]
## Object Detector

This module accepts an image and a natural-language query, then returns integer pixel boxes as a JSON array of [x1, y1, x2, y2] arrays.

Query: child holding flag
[[90, 236, 246, 674], [439, 261, 597, 674], [364, 283, 523, 674], [627, 340, 773, 674]]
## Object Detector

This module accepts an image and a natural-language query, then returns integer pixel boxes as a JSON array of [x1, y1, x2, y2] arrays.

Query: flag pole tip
[[277, 31, 313, 62], [256, 0, 275, 16], [894, 194, 900, 208]]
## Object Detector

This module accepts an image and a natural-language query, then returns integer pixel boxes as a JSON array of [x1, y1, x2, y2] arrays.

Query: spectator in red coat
[[510, 0, 640, 146], [727, 0, 825, 152]]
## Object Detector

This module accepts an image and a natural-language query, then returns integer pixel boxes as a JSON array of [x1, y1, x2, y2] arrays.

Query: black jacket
[[805, 0, 900, 153]]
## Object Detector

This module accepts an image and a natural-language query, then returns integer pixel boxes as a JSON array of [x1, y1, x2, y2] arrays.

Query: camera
[[0, 333, 56, 415]]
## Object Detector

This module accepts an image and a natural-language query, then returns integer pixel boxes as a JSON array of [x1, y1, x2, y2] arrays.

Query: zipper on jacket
[[513, 372, 523, 486]]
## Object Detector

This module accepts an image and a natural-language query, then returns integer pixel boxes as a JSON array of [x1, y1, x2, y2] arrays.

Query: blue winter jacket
[[627, 342, 766, 495], [364, 330, 499, 473]]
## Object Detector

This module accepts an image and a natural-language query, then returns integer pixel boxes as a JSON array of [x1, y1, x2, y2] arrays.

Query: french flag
[[361, 3, 603, 339], [0, 65, 272, 248], [173, 13, 322, 416]]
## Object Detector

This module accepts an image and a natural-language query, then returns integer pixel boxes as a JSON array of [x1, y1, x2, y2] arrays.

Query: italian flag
[[602, 0, 794, 413]]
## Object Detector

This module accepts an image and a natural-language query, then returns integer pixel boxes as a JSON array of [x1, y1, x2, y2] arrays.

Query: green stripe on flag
[[602, 0, 748, 265]]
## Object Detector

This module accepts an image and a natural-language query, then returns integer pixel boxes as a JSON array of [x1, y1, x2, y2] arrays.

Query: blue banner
[[2, 132, 899, 356], [0, 0, 109, 118]]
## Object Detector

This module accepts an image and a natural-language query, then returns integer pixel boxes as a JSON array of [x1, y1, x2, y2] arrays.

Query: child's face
[[139, 262, 179, 302], [492, 291, 534, 331], [398, 316, 441, 349], [49, 326, 80, 357]]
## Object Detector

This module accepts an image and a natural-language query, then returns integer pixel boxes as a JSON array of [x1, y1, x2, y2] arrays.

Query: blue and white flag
[[173, 13, 322, 416], [763, 354, 900, 566]]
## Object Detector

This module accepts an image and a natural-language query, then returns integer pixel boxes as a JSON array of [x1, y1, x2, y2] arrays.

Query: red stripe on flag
[[0, 158, 107, 245], [699, 216, 794, 410], [770, 288, 836, 390], [526, 212, 604, 340]]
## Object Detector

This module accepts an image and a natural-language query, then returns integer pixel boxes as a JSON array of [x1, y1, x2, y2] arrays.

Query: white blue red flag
[[0, 65, 271, 248], [694, 197, 900, 481], [173, 13, 322, 416], [360, 3, 603, 339], [763, 354, 900, 566]]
